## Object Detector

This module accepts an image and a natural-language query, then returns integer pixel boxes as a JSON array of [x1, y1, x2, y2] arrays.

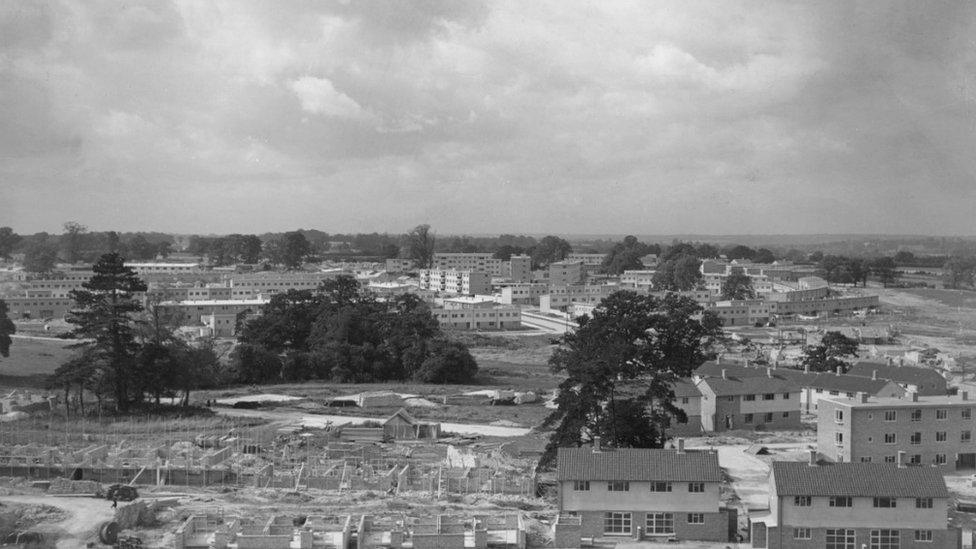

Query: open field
[[0, 336, 74, 385]]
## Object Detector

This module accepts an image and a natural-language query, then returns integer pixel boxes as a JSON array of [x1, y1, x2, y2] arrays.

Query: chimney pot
[[677, 439, 685, 454], [910, 392, 918, 402], [835, 366, 841, 376], [857, 392, 868, 403], [767, 368, 772, 378], [808, 449, 817, 466], [722, 369, 727, 380], [897, 451, 907, 468], [592, 437, 601, 452]]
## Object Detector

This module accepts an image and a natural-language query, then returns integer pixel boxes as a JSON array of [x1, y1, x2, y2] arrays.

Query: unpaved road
[[0, 494, 114, 548], [216, 407, 533, 437]]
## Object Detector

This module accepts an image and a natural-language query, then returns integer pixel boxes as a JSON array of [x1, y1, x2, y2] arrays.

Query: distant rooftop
[[557, 446, 721, 482], [772, 461, 949, 498]]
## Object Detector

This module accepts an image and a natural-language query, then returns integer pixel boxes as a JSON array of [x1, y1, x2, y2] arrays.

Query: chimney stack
[[722, 369, 727, 380], [745, 359, 751, 368], [808, 449, 817, 466], [909, 391, 918, 402], [887, 357, 893, 366], [858, 392, 868, 403], [872, 370, 877, 381], [897, 451, 907, 468], [677, 438, 685, 454], [963, 391, 969, 401], [716, 354, 722, 365], [767, 367, 773, 378], [836, 366, 841, 377], [804, 364, 810, 374], [592, 436, 601, 452]]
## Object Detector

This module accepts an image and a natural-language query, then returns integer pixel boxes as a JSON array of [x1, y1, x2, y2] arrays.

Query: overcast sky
[[2, 1, 975, 236]]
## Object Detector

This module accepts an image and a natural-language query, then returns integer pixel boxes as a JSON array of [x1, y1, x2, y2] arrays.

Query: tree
[[280, 231, 311, 269], [0, 227, 21, 259], [61, 221, 88, 263], [694, 243, 719, 259], [405, 225, 436, 269], [800, 331, 859, 373], [753, 248, 775, 264], [652, 255, 702, 291], [230, 343, 283, 384], [530, 235, 572, 268], [601, 235, 649, 275], [0, 300, 15, 359], [871, 257, 898, 287], [540, 291, 721, 468], [23, 242, 58, 273], [725, 245, 755, 261], [943, 256, 976, 289], [66, 253, 148, 411], [492, 245, 524, 261], [413, 339, 478, 383], [720, 272, 756, 300], [893, 251, 916, 266]]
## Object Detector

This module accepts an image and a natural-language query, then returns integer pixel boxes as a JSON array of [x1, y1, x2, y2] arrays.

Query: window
[[763, 393, 775, 400], [870, 529, 899, 549], [835, 410, 844, 423], [650, 481, 671, 492], [965, 431, 973, 442], [573, 481, 590, 491], [884, 433, 896, 444], [686, 513, 704, 525], [936, 432, 947, 442], [910, 432, 922, 445], [607, 481, 630, 492], [793, 496, 811, 506], [935, 454, 947, 465], [603, 512, 632, 535], [782, 411, 790, 418], [884, 410, 897, 421], [911, 409, 922, 422], [645, 513, 673, 535], [688, 482, 705, 493], [726, 396, 735, 402], [873, 497, 896, 508], [914, 530, 933, 542], [884, 455, 896, 463], [936, 409, 948, 420], [829, 496, 853, 507], [783, 392, 790, 399], [680, 397, 689, 404], [964, 408, 972, 419], [835, 433, 844, 445], [744, 394, 756, 401], [744, 413, 754, 424], [793, 527, 811, 540], [916, 498, 933, 508], [860, 457, 873, 463], [910, 454, 921, 464], [826, 528, 856, 549], [764, 412, 773, 422]]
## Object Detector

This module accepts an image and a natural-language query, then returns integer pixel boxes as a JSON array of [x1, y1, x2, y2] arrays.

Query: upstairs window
[[884, 410, 897, 421], [910, 409, 922, 422], [607, 481, 630, 492], [688, 482, 705, 493], [573, 481, 590, 491], [650, 481, 671, 492], [873, 497, 896, 508], [829, 496, 852, 507], [793, 496, 811, 507]]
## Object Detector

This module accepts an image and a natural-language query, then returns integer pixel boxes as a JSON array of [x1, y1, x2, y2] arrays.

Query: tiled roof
[[672, 379, 702, 398], [772, 462, 949, 498], [698, 374, 799, 396], [695, 362, 902, 394], [556, 447, 721, 482], [848, 362, 946, 388]]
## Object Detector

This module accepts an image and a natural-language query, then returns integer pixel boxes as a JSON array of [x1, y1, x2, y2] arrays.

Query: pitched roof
[[848, 362, 947, 389], [556, 447, 721, 482], [698, 374, 798, 396], [672, 379, 702, 399], [695, 362, 902, 395], [772, 461, 949, 498]]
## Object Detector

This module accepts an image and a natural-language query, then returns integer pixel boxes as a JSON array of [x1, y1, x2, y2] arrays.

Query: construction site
[[0, 406, 544, 548]]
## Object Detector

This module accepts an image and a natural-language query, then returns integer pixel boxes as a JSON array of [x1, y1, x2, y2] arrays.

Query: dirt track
[[0, 494, 114, 548]]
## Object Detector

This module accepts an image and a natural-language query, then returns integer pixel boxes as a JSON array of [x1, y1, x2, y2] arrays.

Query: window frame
[[793, 495, 812, 507], [573, 480, 590, 491], [645, 512, 674, 535], [603, 512, 632, 535], [686, 513, 704, 525], [873, 497, 897, 508], [829, 496, 853, 507], [649, 481, 672, 493], [607, 481, 630, 492], [687, 482, 705, 493]]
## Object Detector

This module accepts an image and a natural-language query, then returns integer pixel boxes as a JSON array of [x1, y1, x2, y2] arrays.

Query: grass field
[[0, 336, 74, 383]]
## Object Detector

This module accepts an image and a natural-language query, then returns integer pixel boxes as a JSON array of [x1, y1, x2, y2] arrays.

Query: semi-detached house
[[554, 440, 735, 544]]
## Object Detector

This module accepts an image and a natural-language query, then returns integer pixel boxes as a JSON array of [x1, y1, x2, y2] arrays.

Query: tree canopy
[[540, 291, 721, 468], [651, 255, 702, 291], [406, 224, 436, 269], [800, 331, 859, 373], [601, 235, 651, 275], [530, 236, 572, 268], [720, 272, 756, 300], [0, 300, 15, 359]]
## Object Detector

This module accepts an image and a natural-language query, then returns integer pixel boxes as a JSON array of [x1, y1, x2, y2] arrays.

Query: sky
[[2, 0, 975, 236]]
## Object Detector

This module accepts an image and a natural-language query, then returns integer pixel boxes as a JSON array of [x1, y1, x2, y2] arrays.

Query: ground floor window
[[870, 529, 900, 549], [793, 527, 811, 539], [645, 513, 673, 535], [686, 513, 704, 525], [914, 530, 933, 542], [826, 528, 855, 549], [603, 512, 632, 535]]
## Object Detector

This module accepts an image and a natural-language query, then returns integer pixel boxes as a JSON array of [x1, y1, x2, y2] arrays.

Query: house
[[668, 380, 703, 436], [696, 370, 801, 432], [847, 361, 947, 396], [695, 361, 905, 413], [383, 408, 440, 440], [555, 439, 735, 543], [817, 391, 976, 468], [750, 454, 960, 548]]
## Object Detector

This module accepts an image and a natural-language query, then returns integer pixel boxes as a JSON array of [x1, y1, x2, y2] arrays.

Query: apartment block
[[817, 392, 976, 468], [697, 370, 801, 432], [751, 457, 959, 549], [156, 299, 268, 327], [498, 283, 548, 305], [548, 261, 584, 285], [432, 253, 504, 276], [124, 262, 202, 275], [555, 440, 734, 543], [620, 270, 656, 290], [417, 270, 491, 295], [540, 284, 617, 311], [384, 258, 415, 273], [431, 303, 521, 330], [507, 255, 532, 282]]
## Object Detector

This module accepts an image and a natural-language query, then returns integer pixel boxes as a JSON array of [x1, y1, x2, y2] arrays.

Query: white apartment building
[[418, 270, 491, 295], [432, 253, 505, 276]]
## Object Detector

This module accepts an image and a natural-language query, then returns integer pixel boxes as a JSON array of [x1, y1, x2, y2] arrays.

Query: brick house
[[751, 454, 960, 548], [697, 369, 801, 432], [555, 439, 735, 543], [847, 361, 948, 396]]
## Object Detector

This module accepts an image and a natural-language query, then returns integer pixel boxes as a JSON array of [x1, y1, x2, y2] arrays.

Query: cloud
[[289, 76, 367, 118]]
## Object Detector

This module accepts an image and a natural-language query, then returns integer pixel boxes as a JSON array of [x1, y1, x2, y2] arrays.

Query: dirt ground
[[0, 494, 115, 548]]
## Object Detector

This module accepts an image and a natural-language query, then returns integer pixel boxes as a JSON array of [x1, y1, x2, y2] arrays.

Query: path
[[216, 407, 533, 437], [0, 494, 114, 548]]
